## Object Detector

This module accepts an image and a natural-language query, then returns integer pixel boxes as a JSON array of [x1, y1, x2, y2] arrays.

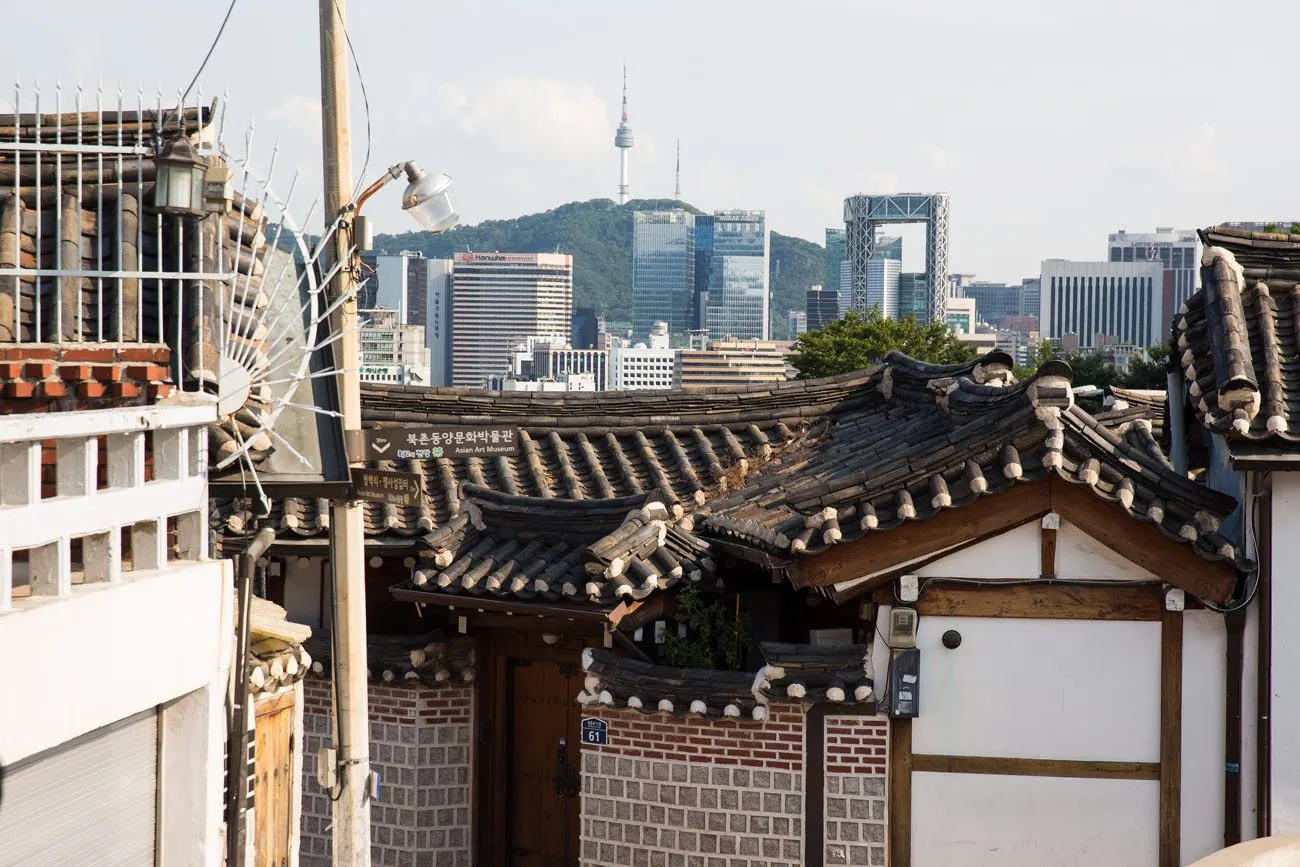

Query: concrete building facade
[[1039, 259, 1164, 349]]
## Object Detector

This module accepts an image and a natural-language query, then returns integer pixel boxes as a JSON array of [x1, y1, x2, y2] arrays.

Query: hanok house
[[235, 346, 1253, 867], [1168, 223, 1300, 844], [0, 96, 341, 866]]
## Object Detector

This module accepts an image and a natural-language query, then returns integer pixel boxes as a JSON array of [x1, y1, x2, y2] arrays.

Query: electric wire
[[156, 0, 239, 140], [330, 0, 372, 201]]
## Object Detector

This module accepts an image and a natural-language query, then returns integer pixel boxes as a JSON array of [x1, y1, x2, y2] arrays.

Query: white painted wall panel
[[1056, 521, 1159, 579], [283, 555, 324, 629], [1182, 610, 1227, 862], [911, 616, 1161, 762], [912, 772, 1159, 867], [1270, 472, 1300, 834], [915, 522, 1040, 579]]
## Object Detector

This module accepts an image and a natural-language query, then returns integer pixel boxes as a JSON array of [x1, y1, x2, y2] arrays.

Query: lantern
[[153, 135, 208, 217]]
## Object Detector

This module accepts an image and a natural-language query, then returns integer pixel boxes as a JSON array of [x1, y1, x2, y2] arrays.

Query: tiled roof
[[1099, 386, 1167, 442], [394, 487, 718, 607], [305, 631, 477, 686], [696, 354, 1249, 571], [578, 642, 873, 721], [1176, 226, 1300, 457], [226, 370, 886, 540]]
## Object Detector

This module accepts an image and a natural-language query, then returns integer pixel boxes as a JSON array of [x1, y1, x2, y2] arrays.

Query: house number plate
[[581, 717, 609, 746]]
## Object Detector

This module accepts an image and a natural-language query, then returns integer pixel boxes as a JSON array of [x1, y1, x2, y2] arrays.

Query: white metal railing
[[0, 401, 216, 612]]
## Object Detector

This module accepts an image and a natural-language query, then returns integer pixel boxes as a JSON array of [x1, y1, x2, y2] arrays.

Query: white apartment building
[[1040, 259, 1165, 349], [611, 321, 678, 390], [450, 252, 573, 388]]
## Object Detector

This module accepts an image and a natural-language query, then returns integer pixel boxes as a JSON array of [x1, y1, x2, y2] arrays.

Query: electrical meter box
[[888, 647, 920, 718]]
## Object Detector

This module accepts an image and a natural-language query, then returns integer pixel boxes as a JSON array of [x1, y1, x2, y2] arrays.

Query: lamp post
[[318, 4, 458, 864]]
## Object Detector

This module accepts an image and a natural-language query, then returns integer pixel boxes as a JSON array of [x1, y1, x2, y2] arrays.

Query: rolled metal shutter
[[0, 707, 158, 867]]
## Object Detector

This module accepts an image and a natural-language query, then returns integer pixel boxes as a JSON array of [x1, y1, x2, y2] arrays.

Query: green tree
[[787, 310, 978, 379], [1012, 340, 1055, 380], [1119, 343, 1170, 389], [663, 587, 750, 670]]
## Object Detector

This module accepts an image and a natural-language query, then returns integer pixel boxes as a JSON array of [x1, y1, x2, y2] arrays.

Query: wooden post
[[319, 1, 373, 864], [1160, 607, 1183, 867], [888, 718, 912, 867], [1040, 512, 1059, 578]]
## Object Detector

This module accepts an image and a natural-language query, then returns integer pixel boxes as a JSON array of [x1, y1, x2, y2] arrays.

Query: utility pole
[[318, 0, 372, 863]]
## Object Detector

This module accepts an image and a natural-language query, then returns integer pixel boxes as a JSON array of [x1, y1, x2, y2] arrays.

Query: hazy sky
[[7, 0, 1297, 282]]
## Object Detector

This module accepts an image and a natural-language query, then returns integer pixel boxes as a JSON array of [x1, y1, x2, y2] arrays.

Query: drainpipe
[[1167, 367, 1188, 476], [1257, 481, 1272, 838], [226, 527, 276, 867], [1225, 607, 1245, 847]]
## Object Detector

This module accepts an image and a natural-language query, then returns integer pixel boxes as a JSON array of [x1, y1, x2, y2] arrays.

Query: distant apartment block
[[633, 210, 695, 337], [1040, 259, 1164, 350], [1108, 228, 1199, 317], [450, 252, 573, 388], [787, 310, 808, 337], [677, 339, 792, 388]]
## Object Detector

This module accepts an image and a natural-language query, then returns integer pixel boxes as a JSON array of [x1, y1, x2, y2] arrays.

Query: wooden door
[[253, 691, 296, 867], [506, 656, 582, 866]]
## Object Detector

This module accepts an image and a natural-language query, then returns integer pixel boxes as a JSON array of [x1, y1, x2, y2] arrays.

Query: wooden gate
[[506, 655, 583, 866], [253, 691, 296, 867]]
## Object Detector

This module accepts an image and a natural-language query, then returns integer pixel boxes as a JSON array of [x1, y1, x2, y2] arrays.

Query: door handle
[[553, 735, 580, 797]]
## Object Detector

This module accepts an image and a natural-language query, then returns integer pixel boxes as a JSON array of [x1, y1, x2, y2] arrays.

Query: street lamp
[[152, 134, 208, 217], [353, 162, 459, 248]]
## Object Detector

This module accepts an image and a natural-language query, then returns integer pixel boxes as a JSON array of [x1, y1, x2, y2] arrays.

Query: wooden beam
[[912, 753, 1160, 781], [795, 480, 1052, 590], [889, 718, 912, 867], [1160, 608, 1184, 867], [914, 583, 1164, 621], [1048, 478, 1237, 604], [1040, 514, 1058, 578]]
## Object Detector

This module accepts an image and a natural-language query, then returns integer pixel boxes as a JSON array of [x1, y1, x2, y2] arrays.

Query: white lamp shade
[[402, 169, 459, 233]]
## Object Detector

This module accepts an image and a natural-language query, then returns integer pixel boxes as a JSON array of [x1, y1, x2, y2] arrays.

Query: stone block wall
[[301, 679, 474, 867], [823, 716, 888, 866], [579, 704, 807, 866]]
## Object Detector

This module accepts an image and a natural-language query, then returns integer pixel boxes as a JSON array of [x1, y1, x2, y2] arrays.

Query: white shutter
[[0, 707, 158, 867]]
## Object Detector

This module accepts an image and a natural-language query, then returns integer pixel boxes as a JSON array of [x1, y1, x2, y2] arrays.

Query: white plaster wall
[[1184, 610, 1228, 863], [0, 560, 231, 764], [283, 555, 324, 629], [915, 522, 1040, 579], [912, 519, 1158, 581], [911, 772, 1159, 867], [912, 615, 1161, 762], [1269, 472, 1300, 835], [1055, 520, 1159, 580]]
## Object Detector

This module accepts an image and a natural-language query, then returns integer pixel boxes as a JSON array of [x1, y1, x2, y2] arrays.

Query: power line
[[157, 0, 239, 140], [330, 0, 372, 201]]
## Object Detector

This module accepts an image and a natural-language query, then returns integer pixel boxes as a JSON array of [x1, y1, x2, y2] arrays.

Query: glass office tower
[[703, 210, 769, 341], [632, 210, 696, 338]]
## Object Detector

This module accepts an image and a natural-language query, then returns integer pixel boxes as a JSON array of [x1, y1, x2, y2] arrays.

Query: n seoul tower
[[614, 64, 634, 204]]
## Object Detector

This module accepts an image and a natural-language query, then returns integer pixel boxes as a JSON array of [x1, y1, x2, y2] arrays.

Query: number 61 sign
[[581, 718, 609, 746]]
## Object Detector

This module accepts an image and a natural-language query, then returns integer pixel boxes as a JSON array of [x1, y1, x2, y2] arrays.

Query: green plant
[[787, 308, 978, 379], [663, 586, 750, 671]]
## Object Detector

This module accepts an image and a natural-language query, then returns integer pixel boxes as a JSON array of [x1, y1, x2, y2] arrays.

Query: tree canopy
[[787, 310, 979, 379]]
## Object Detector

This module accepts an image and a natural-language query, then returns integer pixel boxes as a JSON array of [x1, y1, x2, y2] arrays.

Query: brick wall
[[579, 704, 807, 866], [823, 716, 888, 866], [301, 679, 474, 867]]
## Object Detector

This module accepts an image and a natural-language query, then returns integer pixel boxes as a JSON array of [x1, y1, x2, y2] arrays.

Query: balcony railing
[[0, 401, 216, 611]]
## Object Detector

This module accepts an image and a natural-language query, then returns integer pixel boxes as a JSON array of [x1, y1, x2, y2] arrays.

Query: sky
[[5, 0, 1299, 283]]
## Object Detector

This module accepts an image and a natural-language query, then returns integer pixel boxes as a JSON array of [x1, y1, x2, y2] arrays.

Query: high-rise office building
[[359, 307, 431, 385], [361, 251, 432, 326], [1108, 228, 1199, 317], [959, 281, 1023, 326], [1039, 260, 1164, 350], [897, 274, 928, 321], [806, 285, 839, 331], [572, 307, 600, 349], [426, 258, 452, 386], [825, 229, 846, 296], [450, 252, 573, 388], [865, 258, 902, 318], [701, 210, 769, 341], [633, 210, 696, 337], [1020, 278, 1041, 322]]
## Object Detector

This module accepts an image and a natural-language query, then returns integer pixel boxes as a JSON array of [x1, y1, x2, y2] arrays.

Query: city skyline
[[10, 0, 1296, 286]]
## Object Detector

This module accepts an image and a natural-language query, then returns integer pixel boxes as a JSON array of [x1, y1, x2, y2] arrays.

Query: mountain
[[373, 198, 824, 340]]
